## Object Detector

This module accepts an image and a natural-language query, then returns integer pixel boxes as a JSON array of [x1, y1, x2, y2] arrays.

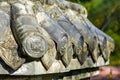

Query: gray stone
[[0, 0, 115, 80]]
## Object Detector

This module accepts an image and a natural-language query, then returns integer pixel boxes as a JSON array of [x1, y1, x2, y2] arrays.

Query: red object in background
[[111, 67, 120, 80], [99, 67, 111, 77], [91, 67, 120, 80]]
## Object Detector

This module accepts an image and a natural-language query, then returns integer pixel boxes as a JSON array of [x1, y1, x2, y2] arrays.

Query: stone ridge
[[0, 0, 114, 76]]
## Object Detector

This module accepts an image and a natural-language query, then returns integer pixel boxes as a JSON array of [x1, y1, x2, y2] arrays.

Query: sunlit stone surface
[[0, 0, 114, 79]]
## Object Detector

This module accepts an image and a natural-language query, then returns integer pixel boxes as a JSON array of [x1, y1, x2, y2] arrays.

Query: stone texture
[[0, 0, 115, 80]]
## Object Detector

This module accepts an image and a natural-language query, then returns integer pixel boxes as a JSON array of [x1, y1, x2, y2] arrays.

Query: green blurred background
[[68, 0, 120, 66]]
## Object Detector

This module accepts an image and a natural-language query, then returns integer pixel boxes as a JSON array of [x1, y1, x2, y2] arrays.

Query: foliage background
[[68, 0, 120, 66]]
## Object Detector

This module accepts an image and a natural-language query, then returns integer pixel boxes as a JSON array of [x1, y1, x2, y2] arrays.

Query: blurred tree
[[68, 0, 120, 66]]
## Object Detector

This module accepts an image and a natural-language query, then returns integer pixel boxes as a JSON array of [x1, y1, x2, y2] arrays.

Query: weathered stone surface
[[0, 2, 25, 70], [44, 5, 85, 65], [34, 1, 73, 67], [0, 0, 115, 79], [11, 2, 49, 58], [0, 68, 99, 80]]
